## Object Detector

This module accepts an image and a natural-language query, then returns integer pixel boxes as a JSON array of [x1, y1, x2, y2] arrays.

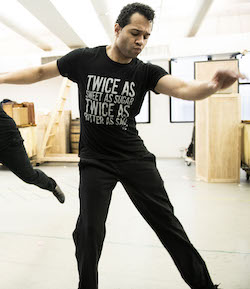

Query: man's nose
[[135, 35, 144, 46]]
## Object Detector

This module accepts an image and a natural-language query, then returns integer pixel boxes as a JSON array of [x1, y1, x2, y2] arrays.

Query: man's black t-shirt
[[57, 46, 168, 160], [0, 103, 22, 152]]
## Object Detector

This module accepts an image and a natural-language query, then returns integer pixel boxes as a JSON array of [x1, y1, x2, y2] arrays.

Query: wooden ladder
[[37, 78, 79, 164]]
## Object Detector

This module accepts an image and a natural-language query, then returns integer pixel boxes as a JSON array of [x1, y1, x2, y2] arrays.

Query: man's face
[[115, 12, 152, 59]]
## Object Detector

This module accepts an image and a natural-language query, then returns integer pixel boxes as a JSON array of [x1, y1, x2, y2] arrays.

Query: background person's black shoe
[[53, 185, 65, 203]]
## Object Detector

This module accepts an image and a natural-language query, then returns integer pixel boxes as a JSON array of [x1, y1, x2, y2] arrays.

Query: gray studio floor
[[0, 158, 249, 289]]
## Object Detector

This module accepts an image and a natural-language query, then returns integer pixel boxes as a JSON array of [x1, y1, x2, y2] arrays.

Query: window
[[169, 55, 208, 123], [170, 97, 194, 122], [239, 84, 250, 121], [238, 52, 250, 84], [237, 52, 250, 120]]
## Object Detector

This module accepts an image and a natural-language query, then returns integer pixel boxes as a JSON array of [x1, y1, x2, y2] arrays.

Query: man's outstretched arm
[[155, 69, 245, 101], [0, 61, 60, 85]]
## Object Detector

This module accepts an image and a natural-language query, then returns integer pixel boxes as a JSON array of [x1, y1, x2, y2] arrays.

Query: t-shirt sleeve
[[57, 48, 84, 83], [146, 63, 168, 93]]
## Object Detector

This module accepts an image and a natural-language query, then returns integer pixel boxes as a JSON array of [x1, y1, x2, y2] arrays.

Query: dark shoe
[[53, 185, 65, 203]]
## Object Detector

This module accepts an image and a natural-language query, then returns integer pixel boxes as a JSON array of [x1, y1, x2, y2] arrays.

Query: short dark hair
[[116, 2, 155, 28]]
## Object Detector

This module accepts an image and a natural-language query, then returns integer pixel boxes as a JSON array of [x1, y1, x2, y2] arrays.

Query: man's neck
[[106, 45, 132, 64]]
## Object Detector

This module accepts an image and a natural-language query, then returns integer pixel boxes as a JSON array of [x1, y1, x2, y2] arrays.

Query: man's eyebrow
[[130, 28, 151, 35]]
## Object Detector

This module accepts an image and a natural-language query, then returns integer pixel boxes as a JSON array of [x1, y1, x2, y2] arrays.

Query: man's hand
[[210, 69, 246, 91]]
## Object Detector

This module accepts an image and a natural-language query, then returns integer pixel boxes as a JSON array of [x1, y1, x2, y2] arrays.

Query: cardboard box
[[12, 107, 29, 126], [2, 103, 14, 117], [2, 101, 35, 125], [23, 102, 36, 125]]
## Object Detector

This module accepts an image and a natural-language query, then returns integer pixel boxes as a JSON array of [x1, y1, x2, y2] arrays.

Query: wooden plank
[[36, 110, 71, 156], [196, 94, 241, 183], [39, 153, 79, 163], [195, 98, 209, 181], [209, 94, 241, 182], [39, 78, 71, 158], [195, 60, 241, 183]]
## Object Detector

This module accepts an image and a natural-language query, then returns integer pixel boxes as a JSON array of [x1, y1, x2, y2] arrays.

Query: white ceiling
[[0, 0, 250, 62]]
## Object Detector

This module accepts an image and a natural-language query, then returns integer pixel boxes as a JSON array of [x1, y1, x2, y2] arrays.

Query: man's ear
[[114, 23, 122, 37]]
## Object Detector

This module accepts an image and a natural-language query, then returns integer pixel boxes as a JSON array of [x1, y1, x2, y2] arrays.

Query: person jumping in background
[[0, 100, 65, 203], [0, 2, 245, 288]]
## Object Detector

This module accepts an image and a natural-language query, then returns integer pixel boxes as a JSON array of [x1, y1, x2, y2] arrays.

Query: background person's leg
[[0, 139, 65, 203]]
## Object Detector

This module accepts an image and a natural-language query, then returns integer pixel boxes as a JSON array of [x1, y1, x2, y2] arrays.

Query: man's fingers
[[238, 72, 248, 80], [210, 69, 248, 92]]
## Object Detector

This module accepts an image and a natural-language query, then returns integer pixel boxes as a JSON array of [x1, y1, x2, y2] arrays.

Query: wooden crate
[[19, 126, 37, 158], [242, 123, 250, 167], [70, 119, 80, 154], [36, 110, 71, 155], [195, 60, 241, 183]]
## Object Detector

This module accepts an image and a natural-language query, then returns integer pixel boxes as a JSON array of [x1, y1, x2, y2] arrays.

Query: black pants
[[73, 154, 215, 289], [0, 138, 56, 192]]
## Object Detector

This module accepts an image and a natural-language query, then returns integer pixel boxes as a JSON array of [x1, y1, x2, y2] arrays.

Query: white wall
[[137, 59, 193, 158], [169, 32, 250, 59], [137, 92, 193, 158], [1, 76, 79, 119]]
